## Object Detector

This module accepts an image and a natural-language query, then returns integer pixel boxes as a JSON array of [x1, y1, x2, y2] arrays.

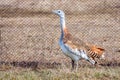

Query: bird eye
[[58, 11, 60, 13]]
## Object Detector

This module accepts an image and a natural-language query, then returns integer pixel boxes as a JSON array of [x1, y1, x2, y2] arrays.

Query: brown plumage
[[63, 26, 105, 63], [88, 45, 105, 60]]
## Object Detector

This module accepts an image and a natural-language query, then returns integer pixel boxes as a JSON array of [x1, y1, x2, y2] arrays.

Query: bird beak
[[52, 10, 57, 14]]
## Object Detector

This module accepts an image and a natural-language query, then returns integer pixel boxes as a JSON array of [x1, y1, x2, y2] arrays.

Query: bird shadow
[[100, 61, 120, 67], [0, 61, 61, 70], [0, 60, 120, 71]]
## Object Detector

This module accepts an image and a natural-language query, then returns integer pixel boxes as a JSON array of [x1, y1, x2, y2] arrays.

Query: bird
[[53, 10, 105, 70]]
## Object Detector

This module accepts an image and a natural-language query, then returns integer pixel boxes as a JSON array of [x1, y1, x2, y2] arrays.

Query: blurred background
[[0, 0, 120, 68]]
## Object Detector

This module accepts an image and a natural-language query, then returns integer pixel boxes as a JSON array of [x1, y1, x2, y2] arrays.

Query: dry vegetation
[[0, 0, 120, 80], [0, 67, 120, 80]]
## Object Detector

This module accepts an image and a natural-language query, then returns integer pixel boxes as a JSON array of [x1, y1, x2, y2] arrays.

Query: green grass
[[0, 67, 120, 80]]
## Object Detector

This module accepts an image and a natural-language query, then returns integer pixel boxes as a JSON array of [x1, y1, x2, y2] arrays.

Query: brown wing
[[63, 27, 105, 56], [63, 27, 90, 50]]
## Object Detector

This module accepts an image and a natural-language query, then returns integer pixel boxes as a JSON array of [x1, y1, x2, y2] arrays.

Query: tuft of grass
[[94, 72, 106, 79]]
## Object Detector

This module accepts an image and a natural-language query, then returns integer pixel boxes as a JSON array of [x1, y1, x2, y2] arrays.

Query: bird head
[[52, 10, 65, 18]]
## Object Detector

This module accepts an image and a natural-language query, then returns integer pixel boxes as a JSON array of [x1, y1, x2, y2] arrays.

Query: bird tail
[[88, 45, 105, 59], [80, 50, 97, 65]]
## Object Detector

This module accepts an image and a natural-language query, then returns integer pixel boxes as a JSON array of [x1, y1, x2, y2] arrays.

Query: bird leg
[[71, 60, 75, 70], [76, 61, 78, 72]]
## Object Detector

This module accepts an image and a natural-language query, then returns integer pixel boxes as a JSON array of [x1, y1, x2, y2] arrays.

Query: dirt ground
[[0, 7, 120, 69]]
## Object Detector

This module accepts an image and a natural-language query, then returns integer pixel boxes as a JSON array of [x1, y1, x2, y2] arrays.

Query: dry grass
[[0, 0, 120, 13], [0, 66, 120, 80]]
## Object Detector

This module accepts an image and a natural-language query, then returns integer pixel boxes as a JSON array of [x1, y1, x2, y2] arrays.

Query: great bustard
[[53, 10, 105, 70]]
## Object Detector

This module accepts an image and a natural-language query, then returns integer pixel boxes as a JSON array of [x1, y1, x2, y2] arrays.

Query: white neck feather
[[59, 15, 66, 44], [60, 16, 66, 29]]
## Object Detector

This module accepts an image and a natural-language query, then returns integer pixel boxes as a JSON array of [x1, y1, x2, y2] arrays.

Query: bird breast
[[59, 41, 81, 61]]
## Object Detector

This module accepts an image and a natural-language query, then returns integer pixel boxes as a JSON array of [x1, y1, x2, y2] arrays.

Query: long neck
[[59, 16, 66, 42], [60, 17, 66, 29]]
